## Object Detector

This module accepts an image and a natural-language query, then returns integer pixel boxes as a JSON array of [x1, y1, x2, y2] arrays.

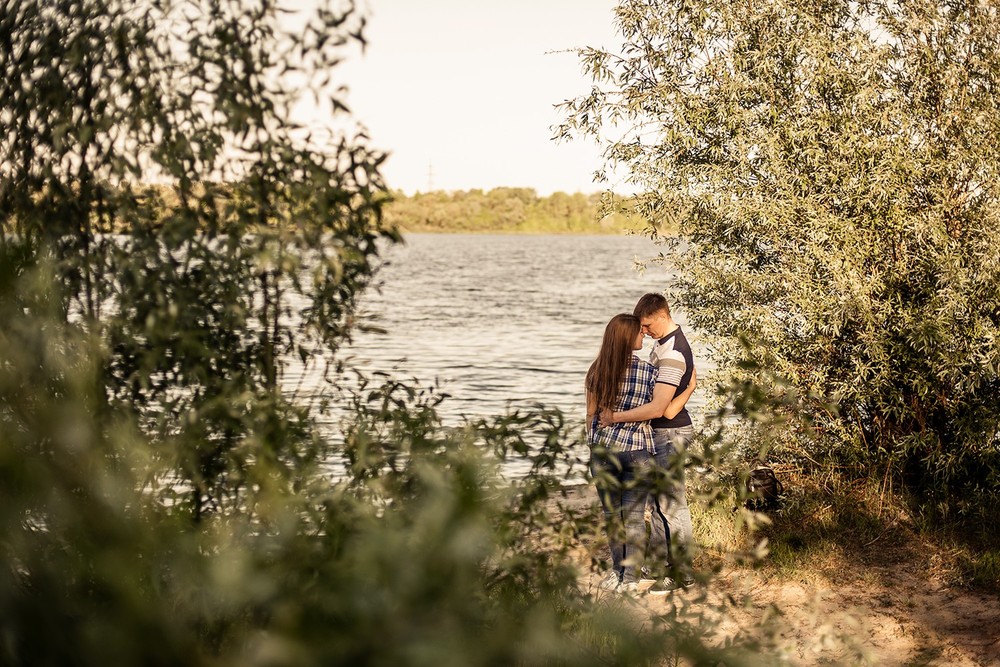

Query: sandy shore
[[556, 484, 1000, 666]]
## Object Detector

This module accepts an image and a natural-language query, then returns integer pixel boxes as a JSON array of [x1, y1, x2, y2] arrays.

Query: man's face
[[639, 310, 670, 339]]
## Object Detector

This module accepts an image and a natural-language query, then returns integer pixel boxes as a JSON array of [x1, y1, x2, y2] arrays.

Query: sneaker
[[647, 576, 692, 595], [647, 577, 680, 595], [639, 566, 657, 582], [598, 570, 621, 591]]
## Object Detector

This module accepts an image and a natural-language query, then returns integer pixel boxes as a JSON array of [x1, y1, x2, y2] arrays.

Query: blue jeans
[[648, 426, 694, 571], [591, 448, 651, 584]]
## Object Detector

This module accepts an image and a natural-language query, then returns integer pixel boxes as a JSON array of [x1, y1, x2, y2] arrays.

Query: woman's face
[[632, 329, 644, 350]]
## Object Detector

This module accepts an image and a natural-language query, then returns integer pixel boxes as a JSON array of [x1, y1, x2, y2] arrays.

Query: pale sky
[[333, 0, 625, 195]]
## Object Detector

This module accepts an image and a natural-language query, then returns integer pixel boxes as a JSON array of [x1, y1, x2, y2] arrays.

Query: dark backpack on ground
[[745, 466, 783, 510]]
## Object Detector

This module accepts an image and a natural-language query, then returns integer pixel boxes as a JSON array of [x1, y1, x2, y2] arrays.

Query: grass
[[689, 464, 1000, 594], [960, 548, 1000, 590]]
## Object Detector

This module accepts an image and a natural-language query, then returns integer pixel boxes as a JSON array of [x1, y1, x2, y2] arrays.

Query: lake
[[333, 233, 710, 429]]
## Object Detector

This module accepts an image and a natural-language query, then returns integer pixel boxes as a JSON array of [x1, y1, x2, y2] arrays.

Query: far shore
[[382, 188, 668, 236], [392, 225, 651, 236]]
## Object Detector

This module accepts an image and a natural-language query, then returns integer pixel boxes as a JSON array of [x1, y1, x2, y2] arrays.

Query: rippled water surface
[[335, 233, 709, 427]]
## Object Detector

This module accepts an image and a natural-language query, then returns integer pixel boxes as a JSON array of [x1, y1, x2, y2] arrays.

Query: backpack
[[745, 466, 783, 510]]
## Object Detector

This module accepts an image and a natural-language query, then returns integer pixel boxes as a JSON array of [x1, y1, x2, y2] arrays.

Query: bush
[[560, 0, 1000, 514]]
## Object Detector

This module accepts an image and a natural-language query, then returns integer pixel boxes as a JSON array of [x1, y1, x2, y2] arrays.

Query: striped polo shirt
[[649, 326, 694, 429]]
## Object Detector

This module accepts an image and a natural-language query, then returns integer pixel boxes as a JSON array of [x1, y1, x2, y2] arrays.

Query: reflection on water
[[333, 233, 710, 428]]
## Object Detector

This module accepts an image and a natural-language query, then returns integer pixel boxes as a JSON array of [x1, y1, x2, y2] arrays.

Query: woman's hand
[[598, 407, 614, 427]]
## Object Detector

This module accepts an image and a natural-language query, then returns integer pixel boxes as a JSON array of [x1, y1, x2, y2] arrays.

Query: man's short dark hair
[[633, 293, 671, 319]]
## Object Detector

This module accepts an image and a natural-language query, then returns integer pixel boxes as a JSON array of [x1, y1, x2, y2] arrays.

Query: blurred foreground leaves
[[0, 244, 800, 666], [0, 250, 672, 666]]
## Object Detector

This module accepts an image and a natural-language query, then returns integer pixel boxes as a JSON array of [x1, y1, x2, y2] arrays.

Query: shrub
[[560, 0, 1000, 513]]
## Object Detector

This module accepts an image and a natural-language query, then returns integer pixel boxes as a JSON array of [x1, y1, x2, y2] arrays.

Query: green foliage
[[0, 249, 795, 664], [383, 188, 651, 234], [1, 0, 395, 522], [561, 0, 1000, 511], [0, 252, 656, 665], [961, 549, 1000, 592], [5, 244, 803, 665]]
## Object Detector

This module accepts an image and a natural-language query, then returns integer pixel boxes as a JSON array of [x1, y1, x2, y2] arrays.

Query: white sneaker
[[619, 580, 640, 595], [598, 570, 621, 591]]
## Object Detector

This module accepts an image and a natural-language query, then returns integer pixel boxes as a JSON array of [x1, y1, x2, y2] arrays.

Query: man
[[602, 293, 695, 594]]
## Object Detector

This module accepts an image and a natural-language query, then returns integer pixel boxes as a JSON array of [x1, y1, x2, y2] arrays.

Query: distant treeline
[[60, 184, 653, 235], [383, 188, 650, 234]]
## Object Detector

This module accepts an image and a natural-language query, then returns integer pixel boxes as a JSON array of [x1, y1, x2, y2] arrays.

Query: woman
[[585, 314, 695, 593]]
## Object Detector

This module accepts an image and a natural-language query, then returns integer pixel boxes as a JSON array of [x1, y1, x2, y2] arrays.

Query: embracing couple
[[585, 293, 696, 595]]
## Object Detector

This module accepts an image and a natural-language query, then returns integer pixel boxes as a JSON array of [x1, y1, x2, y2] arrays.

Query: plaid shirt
[[588, 355, 656, 453]]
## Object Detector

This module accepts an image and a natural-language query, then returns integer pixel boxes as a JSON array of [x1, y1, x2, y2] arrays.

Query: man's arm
[[599, 346, 689, 426], [604, 367, 696, 425], [608, 381, 677, 423]]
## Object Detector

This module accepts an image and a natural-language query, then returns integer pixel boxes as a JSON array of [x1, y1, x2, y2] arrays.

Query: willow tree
[[1, 0, 395, 520], [560, 0, 1000, 508]]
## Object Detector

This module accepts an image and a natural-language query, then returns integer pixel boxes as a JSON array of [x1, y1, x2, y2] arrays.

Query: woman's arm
[[586, 389, 596, 423], [663, 367, 696, 420]]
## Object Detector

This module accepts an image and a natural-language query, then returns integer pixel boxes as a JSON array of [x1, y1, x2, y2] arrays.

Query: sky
[[331, 0, 626, 195]]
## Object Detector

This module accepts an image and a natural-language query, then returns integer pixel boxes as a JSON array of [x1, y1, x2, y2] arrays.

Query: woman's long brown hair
[[586, 314, 640, 412]]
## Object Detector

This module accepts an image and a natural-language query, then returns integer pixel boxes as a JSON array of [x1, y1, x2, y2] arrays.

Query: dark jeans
[[591, 448, 651, 584]]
